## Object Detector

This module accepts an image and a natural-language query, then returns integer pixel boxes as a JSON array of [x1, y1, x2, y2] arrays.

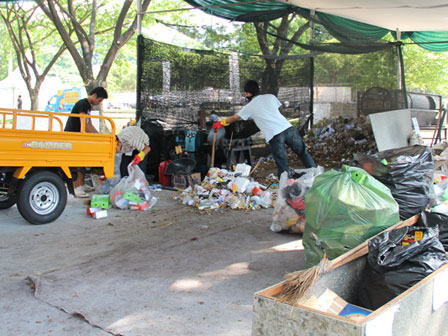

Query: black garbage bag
[[418, 211, 448, 251], [358, 226, 447, 310], [355, 145, 435, 220]]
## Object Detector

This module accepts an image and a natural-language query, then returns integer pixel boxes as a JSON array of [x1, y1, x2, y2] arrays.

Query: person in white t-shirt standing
[[212, 80, 316, 177]]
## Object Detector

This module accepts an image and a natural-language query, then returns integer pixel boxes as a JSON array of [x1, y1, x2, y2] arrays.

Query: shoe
[[288, 168, 305, 179], [74, 186, 89, 198], [83, 184, 96, 192]]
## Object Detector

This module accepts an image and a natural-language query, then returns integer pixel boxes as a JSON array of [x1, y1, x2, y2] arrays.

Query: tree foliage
[[314, 46, 399, 90], [0, 19, 14, 82], [2, 0, 447, 105], [141, 40, 229, 93], [37, 0, 152, 94], [0, 3, 67, 109], [403, 43, 448, 96]]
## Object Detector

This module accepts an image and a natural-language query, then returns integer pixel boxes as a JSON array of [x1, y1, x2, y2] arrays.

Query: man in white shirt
[[212, 80, 316, 177]]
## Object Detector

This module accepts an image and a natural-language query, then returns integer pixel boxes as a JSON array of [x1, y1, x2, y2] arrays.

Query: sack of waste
[[109, 164, 157, 211], [355, 145, 435, 220], [358, 225, 447, 310], [303, 165, 399, 267], [271, 167, 324, 233]]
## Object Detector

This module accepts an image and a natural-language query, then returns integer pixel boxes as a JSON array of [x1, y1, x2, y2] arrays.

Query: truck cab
[[44, 88, 84, 113]]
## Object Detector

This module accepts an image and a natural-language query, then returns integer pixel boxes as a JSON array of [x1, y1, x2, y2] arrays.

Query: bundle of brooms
[[278, 214, 419, 306]]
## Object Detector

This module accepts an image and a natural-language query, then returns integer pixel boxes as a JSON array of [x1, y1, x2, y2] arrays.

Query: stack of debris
[[431, 142, 448, 172], [304, 116, 377, 168], [174, 164, 276, 211]]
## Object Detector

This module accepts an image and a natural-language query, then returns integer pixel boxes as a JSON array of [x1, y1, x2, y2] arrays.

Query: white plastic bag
[[109, 164, 157, 211], [271, 166, 324, 233]]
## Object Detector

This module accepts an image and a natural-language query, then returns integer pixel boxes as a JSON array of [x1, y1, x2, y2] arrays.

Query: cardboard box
[[90, 194, 110, 209], [172, 173, 201, 189], [93, 209, 108, 219], [303, 288, 371, 322]]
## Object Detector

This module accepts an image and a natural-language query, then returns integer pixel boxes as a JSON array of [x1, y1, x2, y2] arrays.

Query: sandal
[[74, 186, 89, 198], [83, 184, 96, 192]]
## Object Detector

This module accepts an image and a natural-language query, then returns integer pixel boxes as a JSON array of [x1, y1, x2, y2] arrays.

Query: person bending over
[[116, 126, 151, 178], [213, 80, 316, 177]]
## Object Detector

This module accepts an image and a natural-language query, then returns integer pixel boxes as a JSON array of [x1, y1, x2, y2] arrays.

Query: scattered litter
[[90, 194, 110, 209], [91, 175, 120, 194], [93, 209, 108, 219], [174, 164, 275, 211], [86, 207, 102, 216], [86, 207, 108, 219]]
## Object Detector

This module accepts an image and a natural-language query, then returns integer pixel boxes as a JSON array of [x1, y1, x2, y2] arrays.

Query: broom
[[210, 130, 217, 168], [278, 214, 420, 305]]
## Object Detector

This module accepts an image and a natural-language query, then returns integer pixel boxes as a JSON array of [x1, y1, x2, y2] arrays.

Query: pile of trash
[[304, 116, 377, 168], [271, 167, 324, 234], [109, 165, 158, 211], [86, 165, 158, 219], [174, 164, 275, 211]]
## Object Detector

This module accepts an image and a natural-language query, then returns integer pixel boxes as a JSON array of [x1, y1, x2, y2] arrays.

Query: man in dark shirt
[[64, 87, 108, 197], [64, 87, 108, 133]]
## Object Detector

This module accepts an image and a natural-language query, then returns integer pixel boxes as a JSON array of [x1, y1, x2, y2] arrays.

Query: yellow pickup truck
[[0, 107, 116, 224]]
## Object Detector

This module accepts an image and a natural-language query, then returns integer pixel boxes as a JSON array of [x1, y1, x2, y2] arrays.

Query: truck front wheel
[[17, 171, 67, 225]]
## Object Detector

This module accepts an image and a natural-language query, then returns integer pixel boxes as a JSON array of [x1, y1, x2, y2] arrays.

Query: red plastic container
[[159, 160, 172, 186]]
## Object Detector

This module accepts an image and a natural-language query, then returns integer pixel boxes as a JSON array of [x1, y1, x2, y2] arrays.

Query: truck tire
[[17, 171, 67, 225], [0, 195, 17, 209], [0, 185, 16, 209]]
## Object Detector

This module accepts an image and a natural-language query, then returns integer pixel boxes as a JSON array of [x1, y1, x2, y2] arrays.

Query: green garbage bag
[[303, 165, 400, 267]]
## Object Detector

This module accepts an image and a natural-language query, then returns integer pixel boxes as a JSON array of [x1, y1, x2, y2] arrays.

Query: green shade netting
[[183, 0, 295, 22], [316, 11, 389, 42], [408, 31, 448, 52], [184, 0, 448, 51]]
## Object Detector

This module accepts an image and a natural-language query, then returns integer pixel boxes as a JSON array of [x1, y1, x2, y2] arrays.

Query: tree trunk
[[254, 15, 310, 96], [1, 3, 65, 113], [38, 0, 152, 130], [30, 92, 39, 111], [261, 62, 281, 96]]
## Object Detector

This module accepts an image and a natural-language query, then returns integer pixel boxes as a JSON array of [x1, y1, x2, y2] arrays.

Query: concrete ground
[[0, 190, 305, 336]]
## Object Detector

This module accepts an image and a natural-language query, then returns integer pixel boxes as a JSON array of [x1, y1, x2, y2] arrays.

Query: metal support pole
[[136, 34, 143, 122], [135, 0, 143, 122], [397, 42, 408, 109], [309, 57, 314, 128]]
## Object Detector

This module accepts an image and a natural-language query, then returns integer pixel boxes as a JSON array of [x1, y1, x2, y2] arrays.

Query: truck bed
[[0, 107, 116, 179]]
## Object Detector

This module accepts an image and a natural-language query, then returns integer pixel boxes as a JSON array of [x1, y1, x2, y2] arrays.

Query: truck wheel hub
[[29, 182, 59, 215]]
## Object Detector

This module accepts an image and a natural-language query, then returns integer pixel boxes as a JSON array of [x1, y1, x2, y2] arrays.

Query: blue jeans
[[269, 126, 316, 177]]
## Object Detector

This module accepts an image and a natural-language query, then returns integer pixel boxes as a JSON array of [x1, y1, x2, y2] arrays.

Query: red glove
[[131, 155, 142, 165], [212, 121, 223, 131], [131, 151, 145, 165]]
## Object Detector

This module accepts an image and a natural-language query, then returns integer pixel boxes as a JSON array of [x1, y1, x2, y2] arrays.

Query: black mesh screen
[[137, 35, 402, 128], [136, 34, 404, 172], [137, 36, 315, 134]]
